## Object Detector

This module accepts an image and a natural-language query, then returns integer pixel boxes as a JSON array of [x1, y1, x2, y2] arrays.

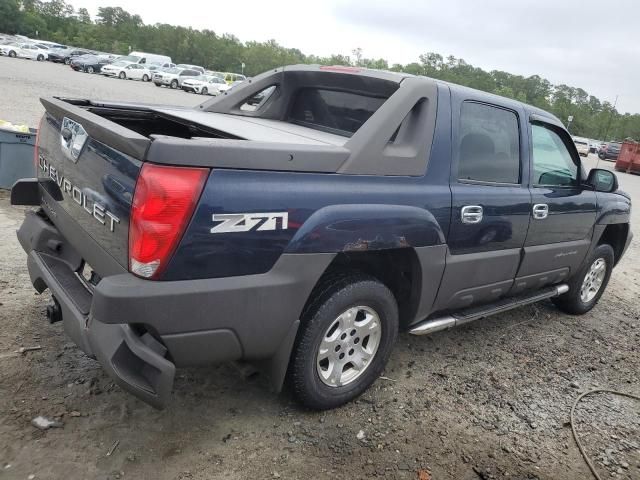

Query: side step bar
[[409, 284, 569, 336]]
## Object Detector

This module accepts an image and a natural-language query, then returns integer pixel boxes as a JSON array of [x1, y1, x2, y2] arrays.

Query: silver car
[[153, 68, 201, 89]]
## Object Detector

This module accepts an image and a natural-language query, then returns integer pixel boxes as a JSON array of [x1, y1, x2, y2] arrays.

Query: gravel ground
[[0, 59, 639, 480], [0, 56, 203, 128]]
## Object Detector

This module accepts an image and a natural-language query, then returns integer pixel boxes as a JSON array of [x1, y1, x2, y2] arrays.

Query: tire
[[37, 55, 44, 62], [598, 152, 606, 160], [552, 244, 614, 315], [87, 66, 94, 74], [142, 74, 149, 82], [8, 50, 16, 58], [170, 79, 178, 89], [289, 272, 399, 410], [119, 72, 126, 80], [154, 83, 161, 87], [201, 87, 208, 95], [64, 57, 70, 65]]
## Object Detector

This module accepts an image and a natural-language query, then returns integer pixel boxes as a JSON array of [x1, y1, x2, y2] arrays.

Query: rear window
[[289, 88, 388, 136]]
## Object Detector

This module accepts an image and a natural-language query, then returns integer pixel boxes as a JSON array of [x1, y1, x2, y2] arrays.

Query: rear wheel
[[87, 66, 94, 74], [8, 50, 16, 58], [201, 87, 208, 95], [289, 273, 398, 410], [119, 71, 126, 80], [64, 57, 70, 65], [142, 74, 149, 82], [37, 54, 44, 61], [552, 244, 614, 315], [170, 79, 178, 89]]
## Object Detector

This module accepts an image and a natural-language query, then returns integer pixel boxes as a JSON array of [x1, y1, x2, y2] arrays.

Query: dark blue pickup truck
[[11, 65, 632, 409]]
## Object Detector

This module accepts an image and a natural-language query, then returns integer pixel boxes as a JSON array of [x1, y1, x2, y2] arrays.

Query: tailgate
[[36, 98, 149, 274]]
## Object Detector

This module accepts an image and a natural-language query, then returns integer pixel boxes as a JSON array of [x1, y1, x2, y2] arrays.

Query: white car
[[181, 75, 227, 95], [101, 62, 152, 81], [217, 80, 245, 94], [0, 43, 47, 61], [572, 136, 590, 157]]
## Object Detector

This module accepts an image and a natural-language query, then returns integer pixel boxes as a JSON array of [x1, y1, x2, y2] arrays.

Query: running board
[[409, 284, 569, 336]]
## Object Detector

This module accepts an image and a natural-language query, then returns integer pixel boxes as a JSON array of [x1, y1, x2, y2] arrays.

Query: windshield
[[110, 61, 129, 67], [164, 68, 181, 74]]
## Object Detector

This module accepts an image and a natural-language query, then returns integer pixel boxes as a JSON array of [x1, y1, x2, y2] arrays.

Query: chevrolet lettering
[[10, 65, 632, 410], [38, 155, 120, 232]]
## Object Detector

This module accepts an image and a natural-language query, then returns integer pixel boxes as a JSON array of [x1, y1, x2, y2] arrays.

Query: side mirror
[[586, 168, 618, 193]]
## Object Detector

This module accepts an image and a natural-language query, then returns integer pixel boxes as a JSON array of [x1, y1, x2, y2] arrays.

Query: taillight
[[129, 163, 208, 279]]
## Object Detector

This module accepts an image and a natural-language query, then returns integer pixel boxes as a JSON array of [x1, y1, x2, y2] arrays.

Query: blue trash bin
[[0, 126, 37, 189]]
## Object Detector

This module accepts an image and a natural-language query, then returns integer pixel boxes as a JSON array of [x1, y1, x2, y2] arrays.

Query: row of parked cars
[[572, 136, 622, 161], [0, 33, 247, 96]]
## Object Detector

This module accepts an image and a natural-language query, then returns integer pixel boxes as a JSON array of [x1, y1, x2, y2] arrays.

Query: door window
[[457, 102, 520, 184], [531, 123, 579, 187]]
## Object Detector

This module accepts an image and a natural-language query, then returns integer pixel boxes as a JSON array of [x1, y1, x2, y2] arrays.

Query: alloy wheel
[[316, 306, 382, 387]]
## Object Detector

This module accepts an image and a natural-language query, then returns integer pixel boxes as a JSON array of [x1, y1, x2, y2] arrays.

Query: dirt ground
[[0, 59, 639, 479]]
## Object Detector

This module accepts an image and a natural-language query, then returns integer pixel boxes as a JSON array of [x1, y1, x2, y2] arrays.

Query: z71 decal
[[211, 212, 289, 234]]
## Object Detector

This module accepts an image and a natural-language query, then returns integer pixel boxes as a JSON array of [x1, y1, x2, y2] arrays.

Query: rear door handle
[[461, 205, 483, 224], [533, 203, 549, 220]]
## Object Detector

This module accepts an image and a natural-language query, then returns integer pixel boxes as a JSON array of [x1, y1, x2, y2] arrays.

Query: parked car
[[70, 55, 112, 73], [11, 65, 632, 410], [116, 51, 172, 66], [153, 67, 201, 88], [210, 71, 248, 84], [599, 141, 622, 161], [181, 75, 227, 95], [217, 80, 245, 94], [572, 136, 590, 157], [176, 64, 205, 74], [148, 62, 175, 71], [101, 61, 152, 81], [48, 48, 91, 64], [0, 43, 47, 61]]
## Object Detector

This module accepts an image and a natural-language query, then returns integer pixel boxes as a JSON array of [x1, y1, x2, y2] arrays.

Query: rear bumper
[[16, 208, 333, 408]]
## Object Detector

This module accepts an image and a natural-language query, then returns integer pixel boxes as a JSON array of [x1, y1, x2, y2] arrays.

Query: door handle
[[533, 203, 549, 220], [461, 205, 483, 224]]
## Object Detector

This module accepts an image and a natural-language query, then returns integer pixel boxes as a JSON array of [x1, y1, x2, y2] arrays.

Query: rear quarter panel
[[163, 171, 452, 280]]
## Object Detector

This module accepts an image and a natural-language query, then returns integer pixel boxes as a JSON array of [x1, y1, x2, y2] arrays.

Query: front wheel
[[64, 57, 70, 65], [87, 66, 94, 74], [289, 273, 398, 410], [552, 244, 614, 315], [119, 72, 126, 79], [37, 55, 44, 61], [142, 74, 149, 82], [598, 152, 606, 160], [201, 87, 208, 95], [170, 79, 178, 89], [8, 50, 16, 58]]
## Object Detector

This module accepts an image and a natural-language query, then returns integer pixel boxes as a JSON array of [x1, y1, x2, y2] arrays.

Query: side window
[[457, 102, 521, 184], [240, 85, 276, 111], [531, 123, 579, 187]]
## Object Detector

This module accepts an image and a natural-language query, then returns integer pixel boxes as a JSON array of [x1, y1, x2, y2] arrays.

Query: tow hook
[[46, 297, 62, 324]]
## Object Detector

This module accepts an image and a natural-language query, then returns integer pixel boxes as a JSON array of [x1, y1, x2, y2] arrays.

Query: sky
[[71, 0, 640, 114]]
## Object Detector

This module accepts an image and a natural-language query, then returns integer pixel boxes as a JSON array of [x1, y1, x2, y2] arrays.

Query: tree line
[[1, 0, 638, 141]]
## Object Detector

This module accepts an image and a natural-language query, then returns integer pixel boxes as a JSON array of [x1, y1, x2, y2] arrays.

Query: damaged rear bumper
[[16, 208, 333, 408]]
